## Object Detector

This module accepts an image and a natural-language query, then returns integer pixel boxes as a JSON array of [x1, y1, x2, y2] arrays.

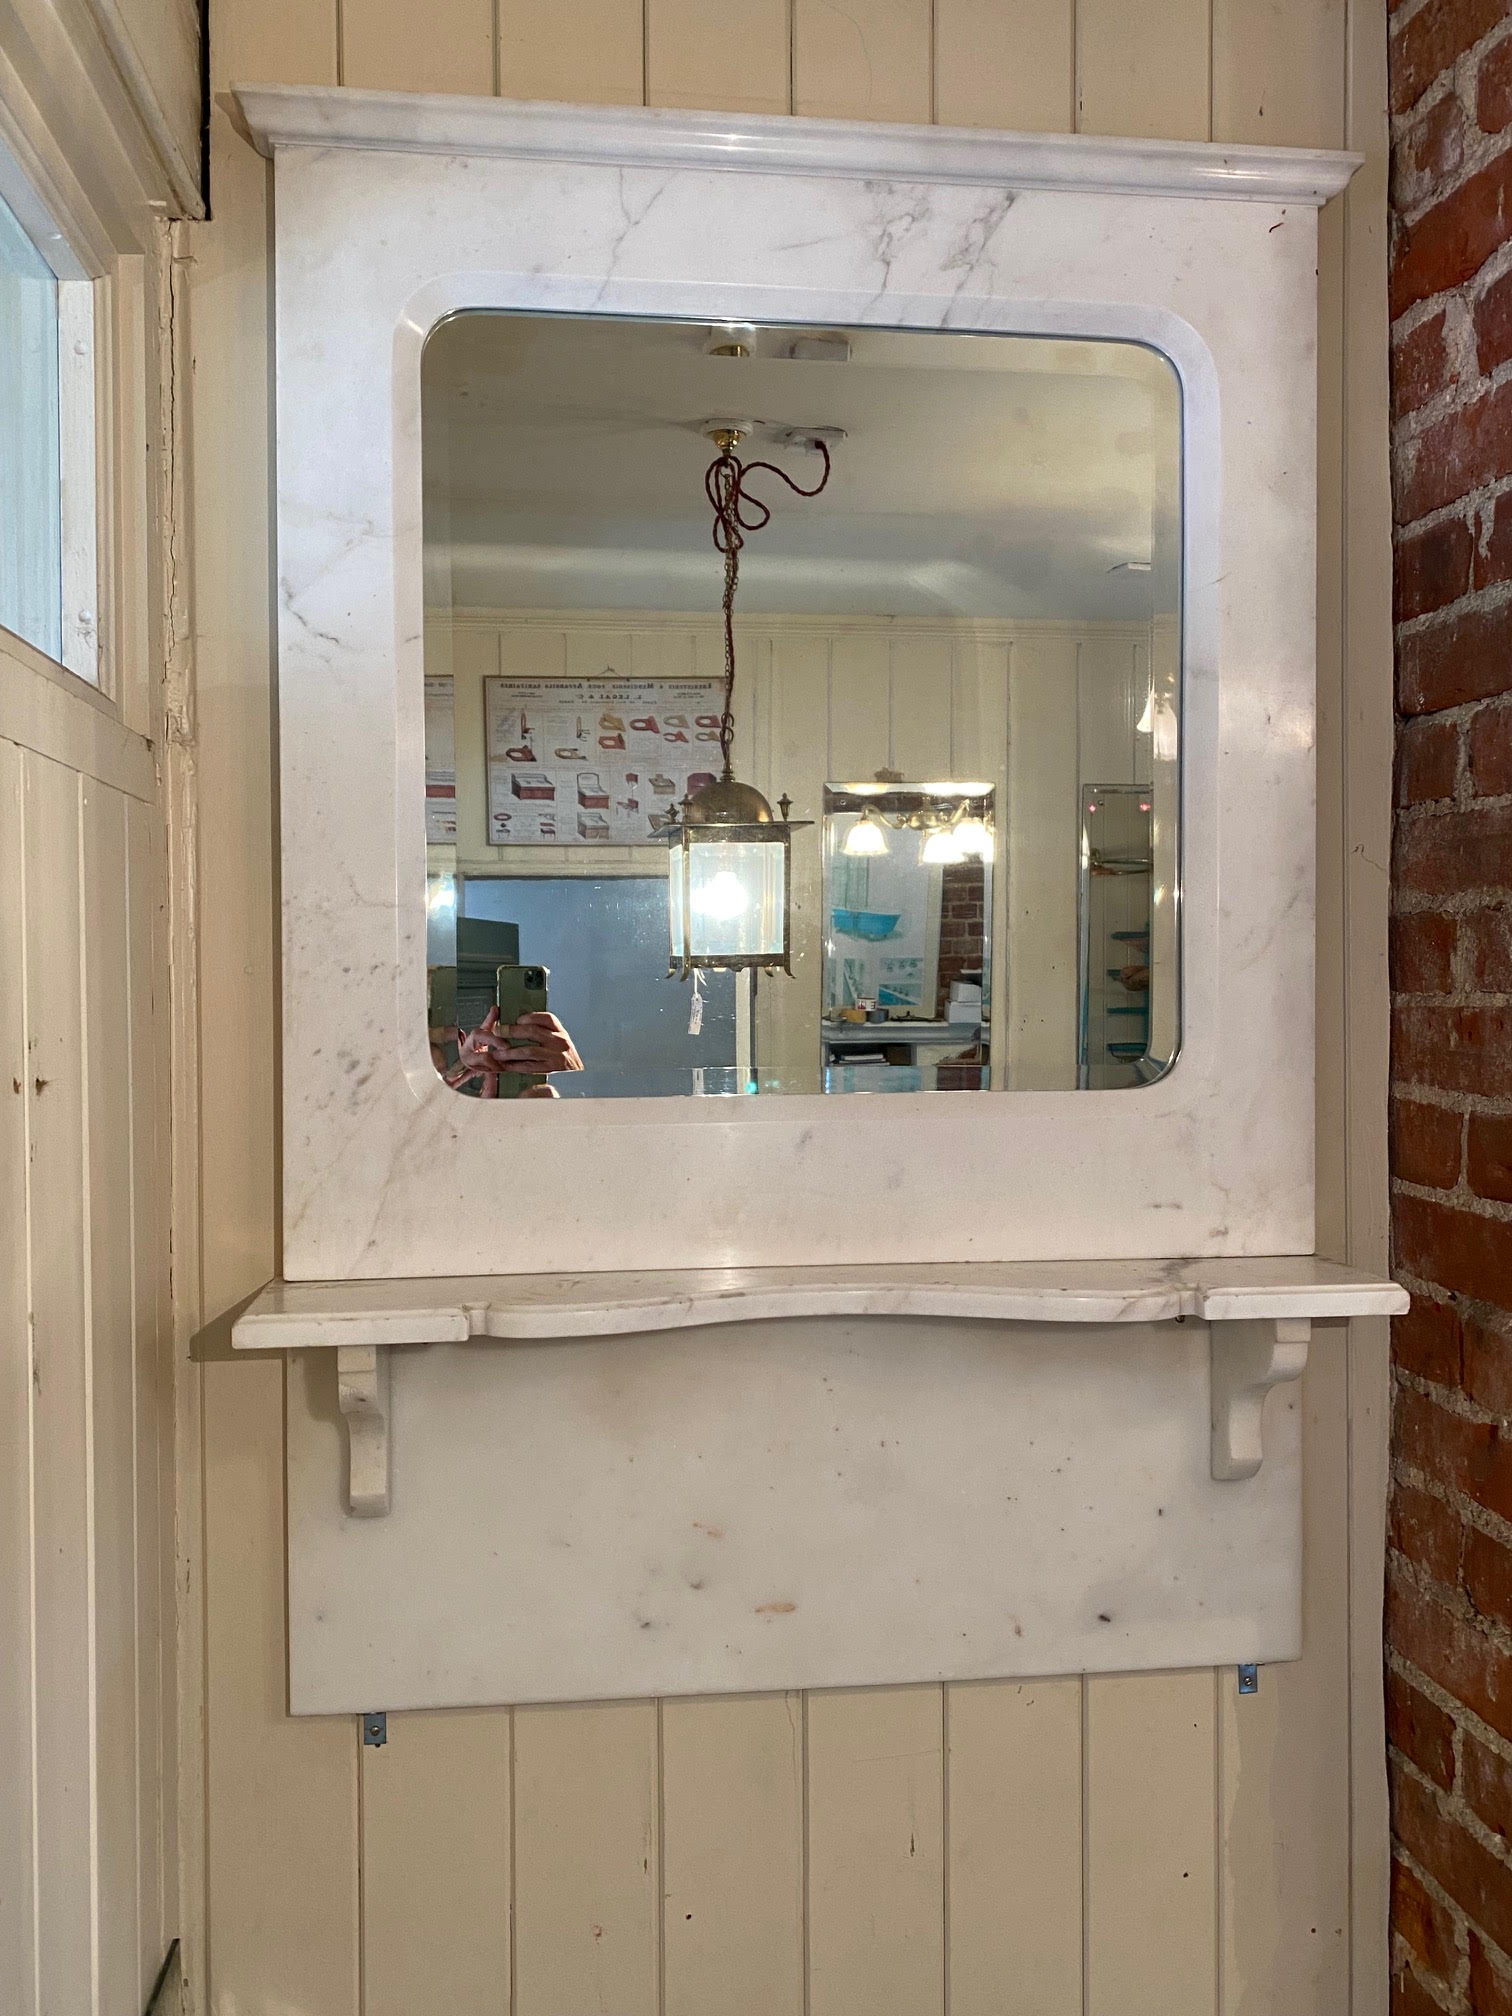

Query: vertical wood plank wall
[[187, 2, 1392, 2012], [0, 705, 175, 2016]]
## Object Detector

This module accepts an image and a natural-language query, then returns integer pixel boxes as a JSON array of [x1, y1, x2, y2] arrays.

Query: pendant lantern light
[[665, 422, 830, 978]]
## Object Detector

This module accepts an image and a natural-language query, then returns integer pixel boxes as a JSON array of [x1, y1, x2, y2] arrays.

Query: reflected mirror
[[421, 311, 1181, 1099]]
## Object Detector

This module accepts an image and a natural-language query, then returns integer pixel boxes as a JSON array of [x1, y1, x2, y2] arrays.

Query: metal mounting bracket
[[1209, 1317, 1310, 1481], [337, 1344, 390, 1516]]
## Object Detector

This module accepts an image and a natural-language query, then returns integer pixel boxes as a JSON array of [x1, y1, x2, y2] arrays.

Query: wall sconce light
[[843, 808, 890, 857], [831, 780, 996, 872], [920, 823, 967, 866], [954, 816, 995, 863]]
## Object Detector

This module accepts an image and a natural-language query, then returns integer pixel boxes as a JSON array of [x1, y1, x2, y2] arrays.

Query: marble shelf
[[233, 1259, 1404, 1516], [232, 1256, 1404, 1350], [235, 84, 1361, 206]]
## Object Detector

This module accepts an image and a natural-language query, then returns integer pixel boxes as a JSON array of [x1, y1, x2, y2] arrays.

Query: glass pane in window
[[0, 187, 61, 662]]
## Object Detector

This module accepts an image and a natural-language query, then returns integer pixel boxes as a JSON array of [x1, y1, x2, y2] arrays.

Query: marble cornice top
[[231, 1256, 1406, 1351], [232, 83, 1362, 206]]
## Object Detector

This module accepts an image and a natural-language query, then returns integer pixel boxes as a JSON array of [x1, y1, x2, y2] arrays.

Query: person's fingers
[[479, 1006, 500, 1033], [504, 1014, 583, 1071], [479, 1070, 498, 1098], [504, 1037, 578, 1064]]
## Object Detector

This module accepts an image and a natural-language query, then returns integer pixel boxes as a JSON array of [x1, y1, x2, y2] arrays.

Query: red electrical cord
[[704, 438, 832, 781]]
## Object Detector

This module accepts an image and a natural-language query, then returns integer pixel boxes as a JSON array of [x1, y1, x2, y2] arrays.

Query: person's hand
[[442, 1007, 583, 1098]]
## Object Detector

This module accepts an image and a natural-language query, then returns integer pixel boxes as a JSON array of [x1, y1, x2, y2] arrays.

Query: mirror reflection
[[421, 311, 1181, 1099], [823, 784, 993, 1092]]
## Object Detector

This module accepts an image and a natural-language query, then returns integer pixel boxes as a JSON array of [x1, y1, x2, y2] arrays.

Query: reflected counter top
[[822, 1017, 981, 1047]]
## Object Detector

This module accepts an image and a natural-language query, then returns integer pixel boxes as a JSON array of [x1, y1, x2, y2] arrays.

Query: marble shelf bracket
[[1209, 1317, 1311, 1482], [336, 1344, 391, 1516]]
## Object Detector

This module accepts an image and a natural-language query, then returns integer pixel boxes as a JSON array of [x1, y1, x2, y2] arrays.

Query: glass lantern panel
[[668, 848, 688, 963], [686, 839, 785, 959]]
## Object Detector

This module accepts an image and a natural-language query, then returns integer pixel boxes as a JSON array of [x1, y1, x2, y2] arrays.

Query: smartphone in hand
[[494, 962, 550, 1097]]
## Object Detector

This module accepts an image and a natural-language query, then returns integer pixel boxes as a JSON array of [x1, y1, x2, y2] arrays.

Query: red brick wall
[[1390, 4, 1512, 2010]]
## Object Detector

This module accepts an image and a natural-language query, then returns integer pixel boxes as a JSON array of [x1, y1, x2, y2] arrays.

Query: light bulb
[[694, 868, 749, 921], [1136, 689, 1154, 735], [843, 812, 889, 857], [954, 817, 994, 862], [921, 825, 966, 865]]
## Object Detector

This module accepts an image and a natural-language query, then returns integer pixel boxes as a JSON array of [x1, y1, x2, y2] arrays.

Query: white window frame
[[0, 141, 104, 691]]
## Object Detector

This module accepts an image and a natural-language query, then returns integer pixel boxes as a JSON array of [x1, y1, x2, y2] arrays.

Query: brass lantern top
[[681, 777, 777, 825]]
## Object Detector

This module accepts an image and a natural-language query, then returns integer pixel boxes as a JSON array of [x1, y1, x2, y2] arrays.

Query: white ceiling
[[421, 313, 1181, 621]]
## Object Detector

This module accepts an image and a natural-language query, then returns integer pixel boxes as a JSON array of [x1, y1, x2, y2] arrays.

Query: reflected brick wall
[[935, 861, 986, 1018], [1389, 2, 1512, 2010]]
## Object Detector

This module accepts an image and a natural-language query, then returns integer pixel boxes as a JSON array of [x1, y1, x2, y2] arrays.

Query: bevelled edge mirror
[[240, 84, 1358, 1281]]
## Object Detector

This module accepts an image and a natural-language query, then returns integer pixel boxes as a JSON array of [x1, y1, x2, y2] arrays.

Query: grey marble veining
[[239, 92, 1348, 1282], [285, 1314, 1305, 1711], [231, 91, 1374, 1708]]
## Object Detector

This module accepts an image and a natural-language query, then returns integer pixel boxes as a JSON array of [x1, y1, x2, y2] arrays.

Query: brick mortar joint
[[1392, 1454, 1512, 1544], [1390, 1835, 1473, 2001], [1394, 785, 1512, 823], [1392, 300, 1512, 452], [1391, 1540, 1512, 1662], [1391, 356, 1490, 451], [1391, 14, 1512, 158], [1395, 1172, 1512, 1222], [1394, 464, 1512, 545], [1390, 1725, 1512, 1892], [1391, 72, 1512, 234], [1390, 1644, 1512, 1777], [1391, 1431, 1512, 1548], [1392, 473, 1512, 542], [1391, 1111, 1512, 1166], [1393, 1162, 1512, 1213], [1393, 884, 1512, 918], [1393, 1268, 1512, 1326], [1388, 0, 1435, 38], [1396, 688, 1512, 725]]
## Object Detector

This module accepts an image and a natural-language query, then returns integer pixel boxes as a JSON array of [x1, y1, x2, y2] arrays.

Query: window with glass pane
[[0, 186, 62, 662]]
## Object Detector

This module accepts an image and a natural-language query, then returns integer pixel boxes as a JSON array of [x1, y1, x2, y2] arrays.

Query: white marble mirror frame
[[239, 86, 1360, 1282]]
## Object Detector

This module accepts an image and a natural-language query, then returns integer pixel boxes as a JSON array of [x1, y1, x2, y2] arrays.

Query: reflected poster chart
[[484, 674, 725, 844]]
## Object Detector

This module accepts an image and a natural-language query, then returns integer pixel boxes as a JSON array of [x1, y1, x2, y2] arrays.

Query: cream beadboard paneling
[[793, 0, 934, 124], [360, 1709, 512, 2016], [341, 0, 494, 94], [661, 1694, 805, 2016], [184, 3, 1390, 2015], [647, 0, 790, 114], [499, 0, 644, 105], [0, 697, 175, 2016]]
